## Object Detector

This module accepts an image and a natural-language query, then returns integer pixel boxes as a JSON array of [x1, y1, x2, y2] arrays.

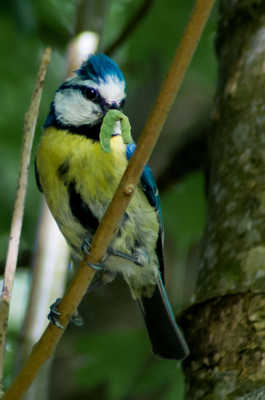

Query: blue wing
[[126, 143, 165, 280], [126, 144, 189, 360]]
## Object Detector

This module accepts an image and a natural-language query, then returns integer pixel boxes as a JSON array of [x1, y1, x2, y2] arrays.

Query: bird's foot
[[81, 237, 92, 255], [134, 248, 150, 266], [48, 298, 84, 329], [71, 309, 84, 327], [81, 238, 145, 270], [81, 238, 107, 271], [48, 298, 64, 329], [108, 247, 144, 267], [86, 261, 107, 271]]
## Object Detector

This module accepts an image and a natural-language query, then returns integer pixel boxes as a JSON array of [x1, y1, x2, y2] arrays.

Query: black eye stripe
[[58, 84, 102, 104], [58, 83, 125, 109]]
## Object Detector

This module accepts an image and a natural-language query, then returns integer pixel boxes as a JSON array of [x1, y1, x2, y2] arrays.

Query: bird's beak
[[109, 102, 119, 110], [103, 102, 119, 113]]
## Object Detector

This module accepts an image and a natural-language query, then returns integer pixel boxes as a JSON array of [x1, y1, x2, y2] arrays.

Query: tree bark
[[182, 1, 265, 398]]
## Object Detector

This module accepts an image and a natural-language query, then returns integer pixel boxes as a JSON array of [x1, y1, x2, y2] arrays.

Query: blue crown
[[77, 53, 125, 84]]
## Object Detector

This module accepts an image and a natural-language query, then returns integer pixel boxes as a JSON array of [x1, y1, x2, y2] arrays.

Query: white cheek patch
[[54, 89, 102, 127], [98, 76, 126, 105]]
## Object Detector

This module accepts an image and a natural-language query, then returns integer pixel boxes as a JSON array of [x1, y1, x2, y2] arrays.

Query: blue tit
[[35, 53, 189, 360]]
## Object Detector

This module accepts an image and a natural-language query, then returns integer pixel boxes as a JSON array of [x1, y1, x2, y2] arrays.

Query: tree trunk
[[182, 1, 265, 398]]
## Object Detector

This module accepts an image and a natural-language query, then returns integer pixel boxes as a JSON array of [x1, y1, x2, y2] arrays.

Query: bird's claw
[[81, 238, 106, 271], [70, 309, 84, 327], [108, 248, 144, 267], [81, 238, 144, 270], [48, 298, 84, 328], [86, 261, 106, 271], [81, 237, 91, 255], [48, 298, 64, 329]]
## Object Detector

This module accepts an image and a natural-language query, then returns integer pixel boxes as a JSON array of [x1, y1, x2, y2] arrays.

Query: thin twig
[[19, 22, 102, 400], [3, 1, 215, 398], [0, 48, 51, 389], [104, 0, 154, 56], [17, 205, 69, 400]]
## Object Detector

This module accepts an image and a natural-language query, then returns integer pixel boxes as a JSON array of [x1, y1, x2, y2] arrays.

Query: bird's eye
[[82, 87, 98, 101]]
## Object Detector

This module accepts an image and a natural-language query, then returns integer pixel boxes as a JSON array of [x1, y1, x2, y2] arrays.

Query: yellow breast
[[36, 126, 160, 295], [36, 127, 128, 210]]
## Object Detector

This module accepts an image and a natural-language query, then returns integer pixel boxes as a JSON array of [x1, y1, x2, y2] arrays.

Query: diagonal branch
[[0, 48, 51, 389], [3, 1, 215, 398]]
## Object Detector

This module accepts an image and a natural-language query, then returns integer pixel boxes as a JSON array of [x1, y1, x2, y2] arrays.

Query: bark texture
[[183, 1, 265, 398]]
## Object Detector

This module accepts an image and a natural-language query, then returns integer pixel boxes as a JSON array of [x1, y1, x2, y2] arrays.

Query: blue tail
[[138, 276, 189, 360]]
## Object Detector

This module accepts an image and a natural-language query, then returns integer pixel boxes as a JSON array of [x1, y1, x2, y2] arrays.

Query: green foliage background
[[0, 1, 217, 399]]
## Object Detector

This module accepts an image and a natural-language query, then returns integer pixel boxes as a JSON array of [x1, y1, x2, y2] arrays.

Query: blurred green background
[[0, 0, 217, 399]]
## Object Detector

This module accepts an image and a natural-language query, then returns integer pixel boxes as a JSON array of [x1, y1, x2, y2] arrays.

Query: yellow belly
[[36, 127, 160, 297]]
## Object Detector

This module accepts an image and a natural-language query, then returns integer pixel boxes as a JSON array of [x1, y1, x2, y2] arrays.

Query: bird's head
[[51, 53, 126, 130]]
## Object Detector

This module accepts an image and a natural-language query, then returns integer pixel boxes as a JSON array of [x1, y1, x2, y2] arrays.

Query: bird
[[35, 53, 189, 360]]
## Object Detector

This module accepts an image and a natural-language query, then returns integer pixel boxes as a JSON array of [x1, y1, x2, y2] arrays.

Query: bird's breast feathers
[[37, 127, 127, 204], [36, 127, 159, 252], [36, 126, 160, 296]]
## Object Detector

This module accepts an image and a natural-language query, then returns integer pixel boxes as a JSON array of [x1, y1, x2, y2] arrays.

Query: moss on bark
[[183, 1, 265, 398]]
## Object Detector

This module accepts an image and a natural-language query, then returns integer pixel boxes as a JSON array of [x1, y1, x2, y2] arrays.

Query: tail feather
[[138, 276, 189, 360]]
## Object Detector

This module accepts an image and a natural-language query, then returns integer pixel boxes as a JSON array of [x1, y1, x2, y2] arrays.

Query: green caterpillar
[[99, 110, 133, 153]]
